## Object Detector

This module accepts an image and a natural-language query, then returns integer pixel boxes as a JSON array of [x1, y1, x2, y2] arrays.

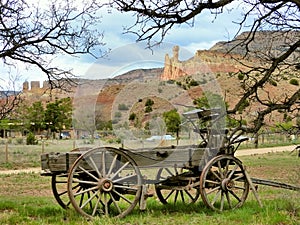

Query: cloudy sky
[[1, 1, 250, 89], [74, 2, 250, 80]]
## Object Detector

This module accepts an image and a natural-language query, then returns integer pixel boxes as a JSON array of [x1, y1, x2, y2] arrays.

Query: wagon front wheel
[[67, 147, 142, 218], [199, 155, 249, 211]]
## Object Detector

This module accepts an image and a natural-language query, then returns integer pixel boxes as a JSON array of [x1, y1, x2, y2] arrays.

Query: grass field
[[0, 151, 299, 225]]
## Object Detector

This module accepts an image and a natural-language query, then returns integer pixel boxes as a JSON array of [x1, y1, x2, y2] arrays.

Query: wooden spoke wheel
[[51, 147, 91, 209], [199, 155, 249, 211], [155, 166, 200, 204], [67, 147, 142, 218], [51, 173, 71, 209]]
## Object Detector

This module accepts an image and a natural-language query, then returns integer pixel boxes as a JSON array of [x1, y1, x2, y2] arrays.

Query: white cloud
[[1, 1, 251, 89]]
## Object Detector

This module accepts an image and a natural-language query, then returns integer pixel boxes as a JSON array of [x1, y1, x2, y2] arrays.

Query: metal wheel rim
[[199, 155, 249, 211], [51, 174, 71, 209], [67, 147, 142, 218]]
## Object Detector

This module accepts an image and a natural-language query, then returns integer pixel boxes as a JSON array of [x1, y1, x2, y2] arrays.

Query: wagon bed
[[41, 144, 220, 174]]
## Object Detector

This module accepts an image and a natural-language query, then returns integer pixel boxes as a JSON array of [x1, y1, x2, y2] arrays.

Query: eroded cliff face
[[161, 46, 256, 80], [210, 31, 299, 60]]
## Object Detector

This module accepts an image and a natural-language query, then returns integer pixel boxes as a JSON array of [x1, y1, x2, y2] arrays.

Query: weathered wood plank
[[41, 152, 82, 172], [41, 145, 219, 173]]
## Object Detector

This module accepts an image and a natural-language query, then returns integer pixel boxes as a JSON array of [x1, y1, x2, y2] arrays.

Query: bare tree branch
[[0, 75, 23, 120], [0, 0, 106, 86], [110, 0, 300, 135]]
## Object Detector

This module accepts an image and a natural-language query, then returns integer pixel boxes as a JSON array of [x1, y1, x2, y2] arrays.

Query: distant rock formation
[[161, 46, 253, 80], [210, 31, 299, 61]]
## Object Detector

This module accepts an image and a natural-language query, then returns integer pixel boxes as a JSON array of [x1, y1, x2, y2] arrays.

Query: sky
[[75, 2, 250, 81], [1, 1, 250, 90]]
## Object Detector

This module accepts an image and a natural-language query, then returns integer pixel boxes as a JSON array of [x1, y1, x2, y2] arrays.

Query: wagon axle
[[221, 178, 235, 191]]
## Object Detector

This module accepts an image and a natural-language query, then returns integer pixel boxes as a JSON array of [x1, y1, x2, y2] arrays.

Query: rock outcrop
[[161, 46, 255, 80]]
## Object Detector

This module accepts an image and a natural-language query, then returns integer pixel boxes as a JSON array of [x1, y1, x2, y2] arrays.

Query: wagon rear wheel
[[199, 155, 249, 211], [67, 147, 142, 218], [155, 166, 200, 204]]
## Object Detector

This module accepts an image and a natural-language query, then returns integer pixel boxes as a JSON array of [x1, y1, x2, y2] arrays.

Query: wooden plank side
[[125, 145, 207, 168], [41, 145, 220, 173], [41, 152, 82, 173]]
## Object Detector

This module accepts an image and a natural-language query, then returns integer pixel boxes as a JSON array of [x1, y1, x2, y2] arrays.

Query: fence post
[[5, 142, 8, 163], [254, 133, 258, 148], [42, 140, 45, 153]]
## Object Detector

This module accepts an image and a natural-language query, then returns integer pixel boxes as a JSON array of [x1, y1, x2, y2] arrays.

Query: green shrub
[[145, 105, 153, 113], [269, 79, 277, 86], [26, 133, 38, 145], [289, 78, 299, 86], [176, 81, 182, 86], [118, 103, 128, 110], [145, 99, 154, 107], [129, 113, 136, 121], [114, 111, 122, 118], [189, 79, 199, 86], [166, 80, 175, 84], [238, 73, 245, 80]]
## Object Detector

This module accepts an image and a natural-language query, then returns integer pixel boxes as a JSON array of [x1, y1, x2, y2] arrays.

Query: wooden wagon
[[40, 108, 266, 218]]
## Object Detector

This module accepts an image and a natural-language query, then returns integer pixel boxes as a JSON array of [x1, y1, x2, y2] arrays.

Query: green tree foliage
[[96, 120, 113, 130], [145, 98, 154, 113], [26, 132, 37, 145], [44, 98, 72, 135], [163, 109, 181, 134], [193, 92, 245, 128], [193, 92, 226, 109], [276, 121, 293, 131], [237, 99, 250, 114], [25, 101, 45, 134]]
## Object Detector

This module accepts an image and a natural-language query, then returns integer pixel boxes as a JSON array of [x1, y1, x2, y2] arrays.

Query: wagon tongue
[[251, 178, 300, 191]]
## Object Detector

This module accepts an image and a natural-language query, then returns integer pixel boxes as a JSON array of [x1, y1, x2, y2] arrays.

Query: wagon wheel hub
[[98, 178, 113, 192], [221, 178, 235, 191]]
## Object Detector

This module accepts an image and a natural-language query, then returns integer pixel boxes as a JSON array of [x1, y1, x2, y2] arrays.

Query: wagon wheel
[[51, 173, 71, 209], [199, 155, 249, 211], [155, 166, 200, 204], [67, 147, 142, 218], [51, 147, 91, 209]]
